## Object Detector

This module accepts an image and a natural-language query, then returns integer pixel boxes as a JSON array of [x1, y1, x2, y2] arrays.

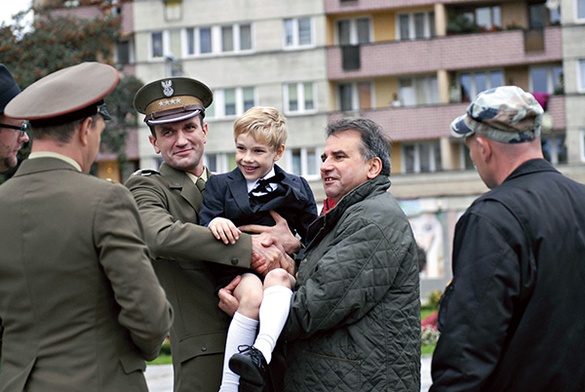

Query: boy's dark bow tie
[[249, 172, 285, 197]]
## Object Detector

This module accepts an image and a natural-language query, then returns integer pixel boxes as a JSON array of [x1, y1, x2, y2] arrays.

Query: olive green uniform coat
[[125, 162, 253, 392], [0, 157, 173, 392]]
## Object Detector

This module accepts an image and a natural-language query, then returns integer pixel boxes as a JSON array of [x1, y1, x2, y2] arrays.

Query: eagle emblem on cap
[[161, 80, 174, 97]]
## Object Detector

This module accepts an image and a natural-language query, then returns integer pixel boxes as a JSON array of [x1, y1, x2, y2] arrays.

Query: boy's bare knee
[[235, 274, 263, 315], [264, 268, 295, 289]]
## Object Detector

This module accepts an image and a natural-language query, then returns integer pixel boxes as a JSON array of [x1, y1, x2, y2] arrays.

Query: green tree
[[0, 2, 141, 177]]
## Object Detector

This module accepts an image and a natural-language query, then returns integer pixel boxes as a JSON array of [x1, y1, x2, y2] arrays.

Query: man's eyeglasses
[[0, 121, 29, 137]]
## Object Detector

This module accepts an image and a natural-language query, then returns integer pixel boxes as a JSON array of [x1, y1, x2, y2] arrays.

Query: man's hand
[[250, 235, 285, 276], [240, 210, 301, 255], [218, 275, 242, 317]]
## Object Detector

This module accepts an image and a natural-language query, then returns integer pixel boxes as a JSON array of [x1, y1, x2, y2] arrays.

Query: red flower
[[421, 311, 438, 330]]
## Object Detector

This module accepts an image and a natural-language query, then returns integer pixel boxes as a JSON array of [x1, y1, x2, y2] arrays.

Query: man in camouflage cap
[[126, 76, 299, 392], [431, 86, 585, 391]]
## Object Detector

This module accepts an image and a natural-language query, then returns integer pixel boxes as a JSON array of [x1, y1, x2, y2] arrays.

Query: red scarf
[[321, 197, 337, 215]]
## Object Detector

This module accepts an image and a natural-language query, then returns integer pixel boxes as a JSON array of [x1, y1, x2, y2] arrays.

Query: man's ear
[[148, 133, 161, 154], [367, 157, 383, 179], [476, 136, 492, 162], [78, 117, 93, 146]]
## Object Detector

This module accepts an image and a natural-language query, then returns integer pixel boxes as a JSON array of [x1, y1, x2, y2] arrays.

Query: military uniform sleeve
[[125, 173, 252, 268], [94, 184, 173, 361]]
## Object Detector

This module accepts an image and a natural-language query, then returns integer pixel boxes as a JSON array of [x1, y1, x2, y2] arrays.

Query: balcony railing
[[327, 95, 566, 142], [327, 27, 562, 80]]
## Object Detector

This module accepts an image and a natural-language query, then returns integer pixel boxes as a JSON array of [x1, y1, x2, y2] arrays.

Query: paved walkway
[[145, 355, 433, 391]]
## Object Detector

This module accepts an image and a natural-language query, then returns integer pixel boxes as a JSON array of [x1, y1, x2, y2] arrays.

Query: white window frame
[[283, 17, 314, 49], [183, 26, 213, 57], [397, 11, 435, 40], [204, 152, 234, 174], [457, 69, 504, 102], [401, 141, 442, 174], [286, 147, 321, 180], [399, 75, 439, 106], [580, 129, 585, 162], [164, 1, 182, 21], [577, 0, 585, 21], [220, 23, 253, 53], [335, 17, 372, 45], [209, 87, 257, 119], [150, 30, 170, 60], [475, 6, 502, 30], [283, 82, 317, 115], [183, 24, 252, 57], [578, 59, 585, 93], [529, 65, 563, 94]]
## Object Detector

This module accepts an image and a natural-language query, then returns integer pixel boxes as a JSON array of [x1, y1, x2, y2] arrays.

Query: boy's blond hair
[[233, 106, 287, 151]]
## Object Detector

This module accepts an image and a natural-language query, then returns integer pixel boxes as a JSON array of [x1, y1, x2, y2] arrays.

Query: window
[[530, 65, 563, 94], [284, 82, 316, 114], [151, 31, 166, 59], [579, 59, 585, 92], [184, 24, 250, 56], [399, 75, 438, 106], [402, 141, 442, 173], [542, 134, 567, 164], [221, 26, 234, 52], [475, 6, 501, 30], [164, 1, 181, 21], [338, 81, 372, 111], [336, 17, 371, 45], [288, 147, 320, 179], [200, 28, 212, 54], [581, 129, 585, 162], [116, 39, 132, 65], [210, 87, 256, 118], [284, 17, 313, 48], [460, 144, 475, 171], [458, 70, 504, 102], [205, 153, 236, 174], [397, 11, 435, 40], [578, 0, 585, 20]]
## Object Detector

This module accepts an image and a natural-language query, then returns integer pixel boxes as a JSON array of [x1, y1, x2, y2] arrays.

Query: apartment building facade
[[128, 0, 585, 297], [32, 0, 581, 297]]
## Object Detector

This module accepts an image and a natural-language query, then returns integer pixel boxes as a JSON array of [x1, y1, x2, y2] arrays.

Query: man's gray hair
[[326, 118, 391, 176]]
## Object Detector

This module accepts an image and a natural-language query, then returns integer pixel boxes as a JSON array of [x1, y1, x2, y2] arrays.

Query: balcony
[[327, 95, 566, 142], [325, 0, 438, 14], [326, 27, 561, 80]]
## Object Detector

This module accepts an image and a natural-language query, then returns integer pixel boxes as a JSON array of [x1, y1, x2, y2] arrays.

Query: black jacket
[[431, 159, 585, 391]]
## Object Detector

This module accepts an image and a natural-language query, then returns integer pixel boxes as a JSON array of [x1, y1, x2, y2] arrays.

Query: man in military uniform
[[0, 62, 173, 391], [126, 77, 298, 391], [0, 64, 29, 175]]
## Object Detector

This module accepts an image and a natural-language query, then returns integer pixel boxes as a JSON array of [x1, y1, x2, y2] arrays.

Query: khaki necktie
[[196, 177, 205, 193]]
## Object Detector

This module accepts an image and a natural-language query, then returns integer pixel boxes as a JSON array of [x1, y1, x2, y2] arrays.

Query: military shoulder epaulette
[[132, 169, 160, 177]]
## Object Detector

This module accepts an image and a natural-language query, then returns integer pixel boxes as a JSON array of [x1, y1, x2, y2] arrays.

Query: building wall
[[562, 0, 585, 164]]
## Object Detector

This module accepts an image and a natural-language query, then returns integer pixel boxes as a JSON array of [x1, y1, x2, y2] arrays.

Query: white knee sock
[[253, 285, 293, 364], [219, 311, 259, 392]]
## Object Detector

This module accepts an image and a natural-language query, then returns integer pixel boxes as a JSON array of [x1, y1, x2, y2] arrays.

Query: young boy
[[199, 106, 318, 392]]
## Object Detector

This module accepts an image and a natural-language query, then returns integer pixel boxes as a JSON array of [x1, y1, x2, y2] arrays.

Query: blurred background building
[[30, 0, 585, 297]]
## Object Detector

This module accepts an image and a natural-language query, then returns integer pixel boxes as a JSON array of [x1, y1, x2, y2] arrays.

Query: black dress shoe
[[229, 345, 268, 392]]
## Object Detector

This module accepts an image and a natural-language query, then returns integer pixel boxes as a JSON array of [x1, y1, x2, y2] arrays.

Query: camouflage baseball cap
[[451, 86, 544, 143]]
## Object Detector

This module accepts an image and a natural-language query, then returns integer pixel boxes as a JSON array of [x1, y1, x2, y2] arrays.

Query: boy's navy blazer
[[200, 164, 317, 243]]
